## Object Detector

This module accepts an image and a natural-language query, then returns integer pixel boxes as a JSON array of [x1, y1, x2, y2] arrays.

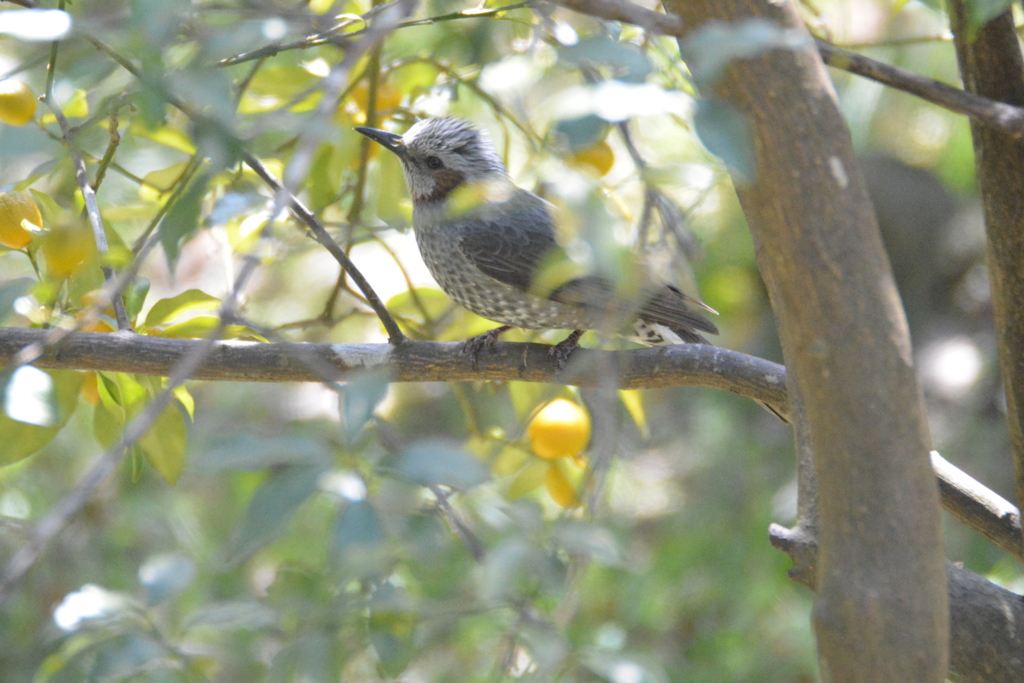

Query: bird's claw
[[549, 330, 584, 371], [462, 325, 511, 369]]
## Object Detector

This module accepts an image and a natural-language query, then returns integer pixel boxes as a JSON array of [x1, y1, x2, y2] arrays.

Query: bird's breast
[[413, 222, 588, 330]]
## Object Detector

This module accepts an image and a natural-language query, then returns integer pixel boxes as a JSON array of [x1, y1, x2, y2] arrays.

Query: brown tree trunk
[[663, 1, 948, 680], [947, 2, 1024, 534]]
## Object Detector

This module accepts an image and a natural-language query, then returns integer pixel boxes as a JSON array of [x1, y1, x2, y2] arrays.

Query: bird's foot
[[462, 325, 512, 369], [549, 330, 584, 371]]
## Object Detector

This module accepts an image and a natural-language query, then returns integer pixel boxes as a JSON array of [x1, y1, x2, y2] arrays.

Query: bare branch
[[554, 0, 1024, 139], [816, 38, 1024, 138], [216, 1, 532, 68], [555, 0, 682, 34], [932, 452, 1022, 561], [241, 154, 406, 344], [41, 40, 131, 330], [769, 528, 1024, 683], [0, 326, 787, 403], [2, 326, 1019, 562]]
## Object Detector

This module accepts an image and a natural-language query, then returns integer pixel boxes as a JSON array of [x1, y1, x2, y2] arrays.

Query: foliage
[[0, 0, 1015, 681]]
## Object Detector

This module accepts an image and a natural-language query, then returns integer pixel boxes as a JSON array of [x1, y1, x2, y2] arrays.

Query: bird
[[354, 117, 720, 367]]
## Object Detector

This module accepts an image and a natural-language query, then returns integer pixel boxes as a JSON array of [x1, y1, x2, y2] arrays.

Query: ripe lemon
[[41, 223, 96, 278], [0, 190, 42, 249], [527, 398, 591, 460], [570, 140, 614, 177], [0, 79, 37, 126]]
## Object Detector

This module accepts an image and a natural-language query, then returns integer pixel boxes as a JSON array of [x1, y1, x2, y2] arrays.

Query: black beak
[[355, 126, 406, 157]]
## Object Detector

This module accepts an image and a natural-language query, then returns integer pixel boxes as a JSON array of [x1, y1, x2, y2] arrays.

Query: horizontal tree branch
[[2, 325, 1020, 559], [0, 327, 788, 404]]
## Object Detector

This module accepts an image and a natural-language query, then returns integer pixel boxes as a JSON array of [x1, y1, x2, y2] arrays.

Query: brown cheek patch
[[418, 170, 465, 203]]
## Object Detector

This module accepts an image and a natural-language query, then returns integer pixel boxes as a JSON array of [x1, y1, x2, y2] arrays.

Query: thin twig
[[816, 37, 1024, 138], [78, 33, 405, 343], [0, 221, 271, 606], [554, 0, 1024, 138], [216, 1, 533, 68], [556, 0, 682, 34], [42, 31, 131, 331], [242, 153, 406, 343], [91, 98, 126, 192]]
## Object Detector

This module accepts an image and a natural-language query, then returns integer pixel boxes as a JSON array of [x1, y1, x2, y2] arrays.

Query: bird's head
[[356, 117, 507, 205]]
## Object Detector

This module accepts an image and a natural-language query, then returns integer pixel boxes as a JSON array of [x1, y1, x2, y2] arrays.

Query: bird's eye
[[425, 156, 443, 170]]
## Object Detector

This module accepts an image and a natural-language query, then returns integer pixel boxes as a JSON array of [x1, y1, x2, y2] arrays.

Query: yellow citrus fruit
[[41, 223, 96, 278], [350, 81, 401, 114], [79, 292, 117, 332], [0, 79, 37, 126], [527, 398, 591, 460], [80, 372, 100, 406], [545, 459, 586, 509], [570, 140, 614, 177], [0, 190, 42, 249]]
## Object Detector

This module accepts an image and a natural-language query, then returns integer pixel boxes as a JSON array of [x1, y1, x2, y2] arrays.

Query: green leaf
[[375, 146, 409, 226], [160, 172, 210, 269], [307, 142, 339, 211], [140, 288, 221, 330], [333, 499, 385, 552], [386, 287, 451, 328], [122, 277, 150, 323], [138, 401, 188, 485], [155, 315, 222, 338], [368, 584, 417, 678], [29, 188, 66, 225], [505, 459, 548, 500], [97, 372, 147, 413], [0, 369, 83, 466], [265, 634, 340, 683], [554, 115, 608, 151], [93, 400, 122, 448], [693, 98, 755, 183], [157, 316, 256, 340], [394, 440, 489, 491], [226, 464, 325, 565], [679, 18, 804, 88], [559, 35, 652, 84], [343, 370, 391, 442], [618, 389, 648, 439], [172, 384, 194, 419]]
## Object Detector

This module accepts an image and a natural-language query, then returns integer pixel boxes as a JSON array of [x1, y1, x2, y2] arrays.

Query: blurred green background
[[0, 0, 1016, 680]]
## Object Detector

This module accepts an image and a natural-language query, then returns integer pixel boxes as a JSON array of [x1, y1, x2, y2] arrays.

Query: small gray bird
[[355, 117, 719, 365]]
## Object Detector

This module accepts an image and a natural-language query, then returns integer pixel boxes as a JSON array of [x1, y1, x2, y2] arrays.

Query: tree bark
[[663, 1, 947, 680], [947, 3, 1024, 537], [0, 327, 788, 403], [771, 527, 1024, 682]]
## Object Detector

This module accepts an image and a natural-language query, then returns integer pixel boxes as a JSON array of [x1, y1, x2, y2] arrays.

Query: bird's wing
[[548, 277, 718, 336], [455, 191, 560, 293], [456, 190, 718, 337]]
